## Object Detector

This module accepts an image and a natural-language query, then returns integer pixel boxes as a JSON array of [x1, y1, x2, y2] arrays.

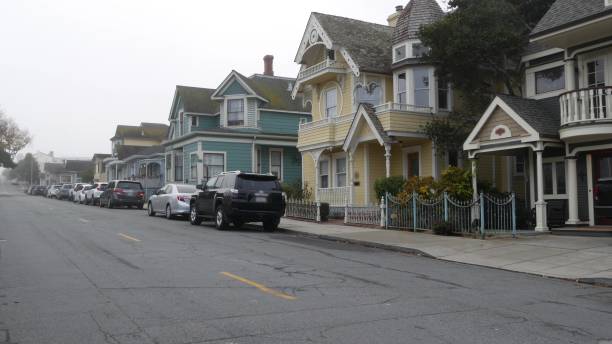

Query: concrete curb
[[280, 228, 612, 289], [280, 228, 435, 259]]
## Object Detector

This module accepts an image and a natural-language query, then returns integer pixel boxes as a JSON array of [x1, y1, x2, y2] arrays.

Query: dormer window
[[412, 43, 429, 58], [394, 45, 407, 62], [227, 99, 245, 126]]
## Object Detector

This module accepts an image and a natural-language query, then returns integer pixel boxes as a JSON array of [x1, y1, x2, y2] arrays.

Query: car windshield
[[117, 182, 142, 190], [63, 185, 73, 189], [177, 185, 197, 193], [236, 175, 281, 191]]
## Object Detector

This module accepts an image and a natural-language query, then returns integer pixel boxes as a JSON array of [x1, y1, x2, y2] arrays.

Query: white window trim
[[394, 70, 409, 104], [543, 157, 568, 200], [269, 148, 283, 182], [224, 96, 247, 128], [189, 152, 199, 181], [190, 115, 199, 129], [202, 151, 227, 180], [393, 43, 408, 63], [525, 60, 566, 99], [323, 87, 339, 118], [402, 146, 422, 178], [319, 157, 330, 189], [331, 152, 347, 188], [583, 56, 607, 88]]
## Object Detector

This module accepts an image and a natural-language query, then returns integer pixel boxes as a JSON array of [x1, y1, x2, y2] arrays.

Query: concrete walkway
[[280, 218, 612, 285]]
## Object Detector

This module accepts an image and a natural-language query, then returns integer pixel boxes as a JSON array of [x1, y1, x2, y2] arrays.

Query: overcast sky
[[0, 0, 448, 158]]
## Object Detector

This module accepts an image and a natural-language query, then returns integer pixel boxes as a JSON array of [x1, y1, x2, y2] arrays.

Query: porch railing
[[299, 113, 354, 131], [297, 59, 347, 80], [559, 87, 612, 126], [318, 187, 350, 206], [374, 102, 432, 115]]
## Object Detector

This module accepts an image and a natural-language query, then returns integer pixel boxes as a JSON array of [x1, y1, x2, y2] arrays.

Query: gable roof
[[44, 162, 66, 174], [92, 153, 111, 161], [214, 70, 309, 113], [65, 160, 94, 172], [393, 0, 445, 45], [531, 0, 612, 38], [313, 12, 394, 74], [115, 145, 164, 161], [343, 103, 391, 152], [112, 123, 168, 141], [496, 94, 560, 138], [175, 86, 219, 114]]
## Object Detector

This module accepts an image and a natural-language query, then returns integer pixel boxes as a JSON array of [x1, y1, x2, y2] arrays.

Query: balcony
[[298, 114, 354, 149], [374, 102, 438, 133], [559, 87, 612, 142], [297, 59, 347, 83]]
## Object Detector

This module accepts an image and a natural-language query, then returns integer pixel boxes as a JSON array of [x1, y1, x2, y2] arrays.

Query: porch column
[[566, 155, 580, 225], [471, 158, 478, 202], [535, 149, 549, 232], [384, 144, 391, 178], [313, 154, 320, 203], [565, 58, 577, 91], [348, 151, 354, 205]]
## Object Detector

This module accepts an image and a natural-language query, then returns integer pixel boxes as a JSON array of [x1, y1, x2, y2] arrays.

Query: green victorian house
[[163, 56, 311, 185]]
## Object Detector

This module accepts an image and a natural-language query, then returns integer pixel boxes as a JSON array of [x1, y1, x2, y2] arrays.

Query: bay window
[[319, 160, 329, 189], [270, 150, 282, 180], [397, 73, 407, 104], [325, 88, 337, 118], [535, 66, 565, 94], [227, 99, 245, 126], [203, 153, 225, 182], [414, 68, 430, 107]]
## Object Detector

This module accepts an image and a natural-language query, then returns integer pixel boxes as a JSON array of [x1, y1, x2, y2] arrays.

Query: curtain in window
[[203, 153, 224, 181]]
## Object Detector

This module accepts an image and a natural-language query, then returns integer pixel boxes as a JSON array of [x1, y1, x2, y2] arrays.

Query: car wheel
[[215, 206, 229, 231], [233, 220, 244, 229], [147, 202, 156, 216], [263, 217, 280, 232], [189, 204, 202, 226], [165, 205, 173, 220]]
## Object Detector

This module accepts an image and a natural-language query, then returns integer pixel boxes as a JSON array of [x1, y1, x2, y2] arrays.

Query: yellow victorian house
[[293, 0, 459, 207]]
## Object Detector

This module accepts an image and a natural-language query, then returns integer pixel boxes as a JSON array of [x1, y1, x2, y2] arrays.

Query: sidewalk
[[280, 218, 612, 286]]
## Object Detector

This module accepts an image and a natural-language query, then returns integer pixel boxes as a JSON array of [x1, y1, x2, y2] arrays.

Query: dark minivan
[[189, 172, 285, 231], [99, 180, 145, 209]]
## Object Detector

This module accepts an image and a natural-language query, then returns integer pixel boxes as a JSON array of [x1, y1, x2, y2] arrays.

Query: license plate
[[255, 196, 267, 203]]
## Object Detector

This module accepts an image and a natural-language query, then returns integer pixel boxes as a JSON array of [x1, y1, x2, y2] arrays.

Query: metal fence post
[[443, 192, 449, 223], [380, 195, 386, 229], [344, 194, 348, 224], [316, 201, 321, 223], [511, 193, 517, 238], [412, 192, 417, 232], [479, 193, 485, 239]]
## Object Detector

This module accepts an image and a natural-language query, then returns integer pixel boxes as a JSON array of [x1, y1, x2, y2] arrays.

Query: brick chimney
[[387, 5, 403, 27], [263, 55, 274, 76]]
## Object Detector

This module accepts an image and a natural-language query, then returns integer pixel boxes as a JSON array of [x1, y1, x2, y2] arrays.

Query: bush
[[396, 167, 474, 203], [433, 222, 453, 236], [374, 176, 406, 200], [282, 179, 312, 200]]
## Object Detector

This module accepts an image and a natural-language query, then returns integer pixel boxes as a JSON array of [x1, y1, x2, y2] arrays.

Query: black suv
[[99, 180, 145, 209], [189, 172, 285, 231]]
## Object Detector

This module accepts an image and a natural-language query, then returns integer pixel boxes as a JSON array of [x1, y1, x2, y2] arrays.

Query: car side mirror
[[196, 184, 206, 191]]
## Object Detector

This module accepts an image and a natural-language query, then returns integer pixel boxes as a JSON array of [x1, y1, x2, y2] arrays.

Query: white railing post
[[344, 194, 349, 224], [380, 196, 386, 228]]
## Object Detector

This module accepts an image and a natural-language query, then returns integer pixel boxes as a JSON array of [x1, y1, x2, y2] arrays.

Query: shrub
[[432, 222, 453, 236], [374, 176, 406, 200], [434, 166, 473, 201], [282, 180, 312, 200]]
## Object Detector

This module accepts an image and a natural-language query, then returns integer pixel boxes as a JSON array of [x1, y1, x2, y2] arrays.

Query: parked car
[[84, 182, 108, 205], [58, 184, 74, 200], [26, 185, 37, 195], [147, 184, 198, 219], [69, 183, 85, 201], [33, 185, 47, 196], [189, 172, 285, 231], [75, 184, 92, 204], [99, 180, 145, 209], [47, 185, 62, 198]]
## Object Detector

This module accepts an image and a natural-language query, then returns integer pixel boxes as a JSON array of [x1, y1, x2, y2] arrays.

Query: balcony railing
[[299, 113, 354, 131], [298, 59, 347, 80], [374, 102, 433, 114], [560, 87, 612, 126]]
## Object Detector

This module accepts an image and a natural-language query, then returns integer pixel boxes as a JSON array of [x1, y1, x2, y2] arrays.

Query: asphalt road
[[1, 182, 611, 344]]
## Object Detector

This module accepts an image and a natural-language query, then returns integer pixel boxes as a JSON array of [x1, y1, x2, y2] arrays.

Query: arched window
[[354, 83, 382, 107]]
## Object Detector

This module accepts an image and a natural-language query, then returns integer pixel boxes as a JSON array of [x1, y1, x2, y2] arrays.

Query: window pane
[[414, 68, 430, 107], [412, 43, 428, 58], [600, 157, 612, 179], [437, 78, 449, 110], [556, 162, 566, 194], [543, 163, 553, 194], [320, 175, 329, 189], [319, 160, 329, 176], [355, 84, 382, 106], [228, 99, 244, 126], [336, 174, 346, 187], [336, 158, 346, 173], [203, 153, 224, 180], [271, 151, 282, 165], [398, 73, 406, 93], [395, 45, 406, 61], [535, 66, 565, 94], [325, 89, 337, 117]]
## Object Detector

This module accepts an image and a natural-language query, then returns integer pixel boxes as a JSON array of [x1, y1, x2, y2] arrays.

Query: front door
[[593, 151, 612, 225], [406, 152, 420, 178]]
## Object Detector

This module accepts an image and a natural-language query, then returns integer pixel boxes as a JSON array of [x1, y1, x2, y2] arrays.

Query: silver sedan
[[147, 184, 198, 219]]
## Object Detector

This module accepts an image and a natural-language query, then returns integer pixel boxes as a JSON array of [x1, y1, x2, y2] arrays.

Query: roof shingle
[[393, 0, 445, 45], [531, 0, 612, 37], [496, 94, 560, 138], [176, 86, 219, 114]]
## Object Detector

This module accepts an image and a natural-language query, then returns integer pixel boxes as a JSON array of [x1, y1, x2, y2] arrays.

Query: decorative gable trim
[[211, 71, 268, 103], [295, 14, 333, 64], [463, 97, 540, 151], [343, 105, 387, 153]]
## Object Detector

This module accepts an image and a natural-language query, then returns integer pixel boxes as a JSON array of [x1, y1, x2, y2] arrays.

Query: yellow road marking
[[220, 272, 296, 301], [118, 233, 141, 242]]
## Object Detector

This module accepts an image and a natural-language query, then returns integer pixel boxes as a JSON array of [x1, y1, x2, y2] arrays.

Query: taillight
[[113, 188, 124, 194], [177, 195, 188, 202]]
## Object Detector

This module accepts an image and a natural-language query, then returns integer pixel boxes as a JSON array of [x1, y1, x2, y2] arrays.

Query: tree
[[9, 153, 40, 184], [0, 110, 32, 162], [419, 0, 555, 154], [79, 167, 95, 183]]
